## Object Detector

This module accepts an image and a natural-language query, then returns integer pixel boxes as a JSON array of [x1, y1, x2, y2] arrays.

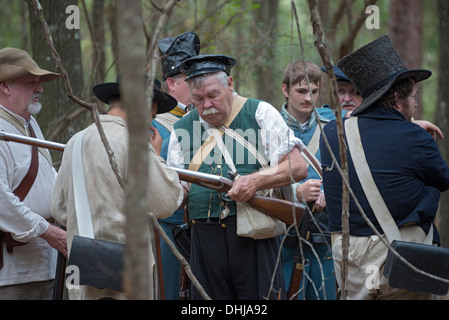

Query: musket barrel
[[0, 130, 66, 152]]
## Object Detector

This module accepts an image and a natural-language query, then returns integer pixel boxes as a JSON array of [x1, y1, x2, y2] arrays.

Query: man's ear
[[228, 76, 234, 92], [281, 83, 289, 99], [165, 77, 176, 91], [0, 82, 11, 96]]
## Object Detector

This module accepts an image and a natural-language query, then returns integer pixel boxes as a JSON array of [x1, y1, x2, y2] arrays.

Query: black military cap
[[158, 32, 201, 81], [180, 54, 237, 79]]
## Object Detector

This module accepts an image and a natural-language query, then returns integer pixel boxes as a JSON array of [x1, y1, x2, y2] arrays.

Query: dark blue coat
[[320, 106, 449, 239]]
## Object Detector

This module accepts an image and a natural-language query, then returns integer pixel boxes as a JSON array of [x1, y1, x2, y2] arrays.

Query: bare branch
[[148, 212, 211, 300]]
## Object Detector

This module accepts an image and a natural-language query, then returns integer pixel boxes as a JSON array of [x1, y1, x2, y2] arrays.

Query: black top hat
[[158, 32, 201, 81], [321, 65, 351, 83], [180, 54, 236, 79], [337, 35, 431, 116], [92, 74, 177, 114]]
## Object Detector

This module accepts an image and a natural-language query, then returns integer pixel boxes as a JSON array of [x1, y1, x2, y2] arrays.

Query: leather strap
[[13, 124, 39, 201]]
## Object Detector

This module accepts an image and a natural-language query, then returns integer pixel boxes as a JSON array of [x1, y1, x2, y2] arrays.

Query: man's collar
[[0, 104, 29, 125], [281, 103, 316, 132]]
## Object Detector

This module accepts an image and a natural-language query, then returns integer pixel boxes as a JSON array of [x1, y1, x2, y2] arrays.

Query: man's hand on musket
[[227, 174, 258, 202], [227, 146, 307, 203], [40, 224, 68, 258]]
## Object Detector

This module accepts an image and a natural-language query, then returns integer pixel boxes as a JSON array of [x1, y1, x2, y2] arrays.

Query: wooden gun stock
[[175, 168, 303, 226]]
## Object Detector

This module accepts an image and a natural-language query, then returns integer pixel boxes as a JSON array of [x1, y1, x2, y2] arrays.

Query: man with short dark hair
[[321, 35, 449, 300], [52, 75, 184, 300]]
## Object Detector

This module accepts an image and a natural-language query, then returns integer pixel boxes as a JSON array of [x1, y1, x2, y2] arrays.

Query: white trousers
[[331, 225, 439, 300]]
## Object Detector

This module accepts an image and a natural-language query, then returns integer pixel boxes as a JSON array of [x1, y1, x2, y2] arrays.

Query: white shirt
[[52, 115, 184, 299], [0, 105, 58, 286]]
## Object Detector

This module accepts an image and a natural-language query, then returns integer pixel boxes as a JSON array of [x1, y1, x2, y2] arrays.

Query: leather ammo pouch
[[346, 117, 449, 296], [384, 240, 449, 295], [67, 235, 124, 291]]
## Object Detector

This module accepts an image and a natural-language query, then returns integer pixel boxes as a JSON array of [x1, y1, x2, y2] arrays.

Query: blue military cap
[[321, 65, 351, 83]]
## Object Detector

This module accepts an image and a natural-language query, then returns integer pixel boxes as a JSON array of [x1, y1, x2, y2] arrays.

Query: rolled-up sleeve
[[255, 101, 304, 167]]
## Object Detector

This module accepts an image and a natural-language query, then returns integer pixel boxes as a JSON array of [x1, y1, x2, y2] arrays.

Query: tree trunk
[[435, 0, 449, 248], [29, 0, 86, 165], [389, 0, 424, 119], [92, 0, 106, 84], [251, 0, 279, 107], [117, 0, 153, 299]]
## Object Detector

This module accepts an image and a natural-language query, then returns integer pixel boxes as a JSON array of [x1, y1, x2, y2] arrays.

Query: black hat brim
[[351, 69, 431, 116], [181, 54, 236, 79], [92, 82, 177, 114]]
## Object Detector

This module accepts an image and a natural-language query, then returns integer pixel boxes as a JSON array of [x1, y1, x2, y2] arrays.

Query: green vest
[[173, 98, 264, 220]]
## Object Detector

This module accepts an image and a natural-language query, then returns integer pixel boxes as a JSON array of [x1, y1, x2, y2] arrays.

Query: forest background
[[1, 0, 448, 299]]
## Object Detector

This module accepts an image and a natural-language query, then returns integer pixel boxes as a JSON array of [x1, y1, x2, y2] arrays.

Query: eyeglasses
[[408, 95, 421, 104]]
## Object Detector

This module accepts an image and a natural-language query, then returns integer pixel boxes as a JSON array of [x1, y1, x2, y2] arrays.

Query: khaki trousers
[[0, 280, 54, 300], [331, 226, 438, 300]]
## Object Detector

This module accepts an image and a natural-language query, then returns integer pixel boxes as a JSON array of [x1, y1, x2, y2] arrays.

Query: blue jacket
[[321, 106, 449, 239]]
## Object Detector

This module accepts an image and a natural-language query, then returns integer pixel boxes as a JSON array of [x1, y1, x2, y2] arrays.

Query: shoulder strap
[[307, 123, 321, 158], [154, 112, 179, 132], [345, 117, 403, 243], [301, 123, 322, 178], [13, 124, 38, 201], [72, 130, 95, 239], [188, 95, 247, 172], [346, 117, 434, 244], [218, 124, 269, 169]]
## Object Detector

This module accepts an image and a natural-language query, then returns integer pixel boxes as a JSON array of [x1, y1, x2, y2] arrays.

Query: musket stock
[[0, 131, 304, 226]]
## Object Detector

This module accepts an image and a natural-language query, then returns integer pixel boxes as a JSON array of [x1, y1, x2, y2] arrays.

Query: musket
[[0, 131, 304, 226], [175, 167, 303, 226], [0, 130, 65, 152]]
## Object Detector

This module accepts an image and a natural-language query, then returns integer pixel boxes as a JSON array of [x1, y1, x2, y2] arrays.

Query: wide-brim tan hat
[[0, 47, 60, 82]]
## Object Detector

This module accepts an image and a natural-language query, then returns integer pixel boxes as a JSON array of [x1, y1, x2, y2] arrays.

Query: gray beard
[[27, 101, 42, 115]]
